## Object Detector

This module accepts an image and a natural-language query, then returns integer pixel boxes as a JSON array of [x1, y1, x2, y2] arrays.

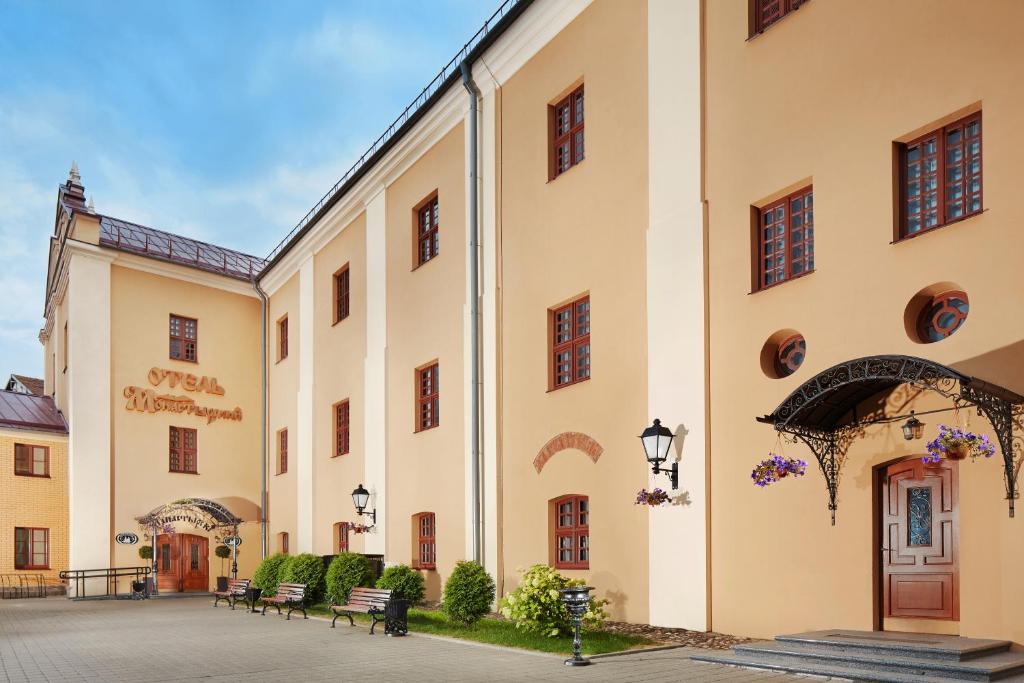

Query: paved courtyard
[[0, 596, 805, 682]]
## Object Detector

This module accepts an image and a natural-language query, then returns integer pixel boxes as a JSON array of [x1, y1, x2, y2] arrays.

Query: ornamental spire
[[69, 161, 81, 184]]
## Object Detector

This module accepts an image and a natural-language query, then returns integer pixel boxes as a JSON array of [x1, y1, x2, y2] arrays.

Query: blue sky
[[0, 0, 498, 379]]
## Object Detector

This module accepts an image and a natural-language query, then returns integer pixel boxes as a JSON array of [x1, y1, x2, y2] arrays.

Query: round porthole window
[[761, 329, 807, 379], [917, 290, 969, 343]]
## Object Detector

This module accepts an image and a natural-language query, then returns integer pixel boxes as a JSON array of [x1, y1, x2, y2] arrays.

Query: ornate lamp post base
[[559, 585, 594, 667]]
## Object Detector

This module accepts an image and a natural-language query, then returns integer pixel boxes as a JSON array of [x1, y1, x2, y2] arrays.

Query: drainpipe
[[252, 276, 270, 560], [461, 59, 482, 565]]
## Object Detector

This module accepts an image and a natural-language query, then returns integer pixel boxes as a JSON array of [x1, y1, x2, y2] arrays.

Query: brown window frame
[[168, 426, 198, 474], [336, 523, 350, 553], [550, 495, 589, 570], [334, 265, 351, 324], [278, 428, 288, 474], [14, 443, 49, 478], [549, 85, 585, 180], [279, 531, 289, 555], [754, 185, 814, 291], [334, 400, 350, 457], [416, 363, 440, 432], [414, 193, 440, 267], [412, 512, 436, 570], [277, 316, 289, 361], [14, 527, 49, 570], [749, 0, 808, 37], [549, 295, 591, 390], [169, 314, 198, 363], [898, 113, 982, 240]]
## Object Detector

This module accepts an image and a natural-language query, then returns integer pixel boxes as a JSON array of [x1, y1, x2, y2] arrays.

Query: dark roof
[[0, 390, 68, 434], [98, 215, 266, 281], [259, 0, 535, 275], [7, 374, 45, 396]]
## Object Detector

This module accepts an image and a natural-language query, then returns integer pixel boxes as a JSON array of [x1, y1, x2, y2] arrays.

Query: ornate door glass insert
[[908, 487, 932, 546], [190, 543, 200, 571]]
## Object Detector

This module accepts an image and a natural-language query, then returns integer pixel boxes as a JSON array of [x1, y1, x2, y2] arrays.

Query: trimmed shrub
[[326, 552, 374, 604], [138, 545, 153, 560], [498, 564, 608, 637], [279, 553, 327, 603], [214, 545, 232, 559], [441, 560, 495, 626], [253, 553, 289, 596], [376, 564, 426, 604]]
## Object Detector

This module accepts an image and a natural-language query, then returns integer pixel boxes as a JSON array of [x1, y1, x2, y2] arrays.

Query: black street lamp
[[901, 411, 925, 441], [639, 418, 678, 489], [351, 484, 376, 528]]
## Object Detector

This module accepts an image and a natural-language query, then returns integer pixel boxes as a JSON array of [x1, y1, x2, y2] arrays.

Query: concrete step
[[691, 630, 1024, 683], [730, 641, 1024, 681]]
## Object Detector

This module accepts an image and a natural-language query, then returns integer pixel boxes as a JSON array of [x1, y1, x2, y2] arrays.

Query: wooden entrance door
[[156, 534, 209, 592], [881, 458, 959, 620]]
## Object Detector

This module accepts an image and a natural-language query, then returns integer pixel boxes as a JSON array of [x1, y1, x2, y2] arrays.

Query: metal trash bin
[[384, 598, 409, 636], [245, 587, 262, 614], [130, 580, 148, 600]]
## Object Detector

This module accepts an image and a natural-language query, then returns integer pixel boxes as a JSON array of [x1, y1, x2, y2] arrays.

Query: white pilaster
[[66, 247, 113, 579], [647, 0, 708, 630], [296, 254, 315, 552], [363, 188, 388, 555]]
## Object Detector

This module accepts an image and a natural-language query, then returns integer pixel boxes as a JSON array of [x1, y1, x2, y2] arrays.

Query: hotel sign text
[[123, 367, 243, 424]]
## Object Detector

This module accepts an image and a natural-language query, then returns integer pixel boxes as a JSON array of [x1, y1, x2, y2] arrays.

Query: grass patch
[[306, 604, 653, 656]]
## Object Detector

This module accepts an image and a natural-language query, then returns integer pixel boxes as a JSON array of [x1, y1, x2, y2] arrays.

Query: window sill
[[331, 452, 350, 459], [891, 209, 986, 245], [411, 254, 440, 273], [168, 357, 199, 364], [746, 2, 808, 42], [546, 158, 585, 184], [168, 470, 199, 475], [414, 424, 440, 434], [14, 473, 50, 479], [749, 269, 815, 295], [331, 315, 350, 328], [15, 566, 49, 571], [547, 376, 591, 393]]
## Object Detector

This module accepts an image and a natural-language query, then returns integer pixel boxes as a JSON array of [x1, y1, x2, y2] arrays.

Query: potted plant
[[924, 425, 995, 463], [751, 453, 807, 487], [635, 488, 671, 506], [214, 545, 232, 591], [138, 545, 153, 560]]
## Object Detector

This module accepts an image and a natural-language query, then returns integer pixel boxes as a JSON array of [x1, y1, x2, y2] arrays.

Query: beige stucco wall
[[384, 123, 467, 600], [705, 0, 1024, 641], [0, 429, 68, 583], [108, 265, 263, 587], [267, 272, 299, 555], [498, 0, 650, 623], [312, 212, 368, 555]]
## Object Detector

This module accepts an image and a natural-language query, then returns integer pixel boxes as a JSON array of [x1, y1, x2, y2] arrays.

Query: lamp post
[[558, 586, 594, 666], [901, 411, 925, 441], [639, 418, 678, 489], [351, 484, 376, 529]]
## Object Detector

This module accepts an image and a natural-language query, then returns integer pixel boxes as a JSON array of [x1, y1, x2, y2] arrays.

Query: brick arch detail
[[533, 432, 604, 473]]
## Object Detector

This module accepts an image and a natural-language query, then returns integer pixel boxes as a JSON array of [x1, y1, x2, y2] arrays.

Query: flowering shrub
[[347, 523, 371, 535], [924, 425, 995, 463], [751, 453, 807, 487], [498, 565, 608, 637], [635, 488, 670, 506]]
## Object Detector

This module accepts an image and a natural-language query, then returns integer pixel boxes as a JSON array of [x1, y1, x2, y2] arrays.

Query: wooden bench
[[260, 583, 307, 620], [330, 587, 403, 635], [212, 578, 250, 610]]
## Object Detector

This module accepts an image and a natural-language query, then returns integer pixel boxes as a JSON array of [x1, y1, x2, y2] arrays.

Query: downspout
[[252, 275, 269, 560], [461, 59, 483, 565]]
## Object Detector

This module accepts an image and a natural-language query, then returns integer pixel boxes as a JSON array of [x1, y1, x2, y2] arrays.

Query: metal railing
[[99, 216, 266, 280], [0, 574, 47, 599], [264, 0, 526, 266], [59, 566, 151, 600]]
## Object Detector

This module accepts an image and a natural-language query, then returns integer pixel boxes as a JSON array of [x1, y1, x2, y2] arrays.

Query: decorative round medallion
[[115, 532, 139, 545]]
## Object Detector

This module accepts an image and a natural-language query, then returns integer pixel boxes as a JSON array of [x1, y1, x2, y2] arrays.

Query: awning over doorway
[[758, 355, 1024, 523], [136, 497, 244, 532]]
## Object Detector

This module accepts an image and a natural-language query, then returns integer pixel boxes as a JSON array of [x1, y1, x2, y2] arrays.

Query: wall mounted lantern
[[639, 418, 678, 489], [901, 411, 925, 441], [351, 484, 376, 528]]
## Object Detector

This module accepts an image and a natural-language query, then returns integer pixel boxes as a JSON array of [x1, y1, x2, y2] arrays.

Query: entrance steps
[[690, 630, 1024, 682]]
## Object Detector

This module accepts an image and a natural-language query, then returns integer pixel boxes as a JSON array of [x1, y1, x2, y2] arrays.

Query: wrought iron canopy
[[757, 355, 1023, 524], [136, 498, 243, 531]]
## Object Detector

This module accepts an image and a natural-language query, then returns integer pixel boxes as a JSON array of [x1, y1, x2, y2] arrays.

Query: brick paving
[[0, 596, 809, 682]]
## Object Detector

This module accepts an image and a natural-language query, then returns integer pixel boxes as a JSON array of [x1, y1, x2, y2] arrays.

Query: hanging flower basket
[[923, 425, 995, 464], [635, 488, 670, 506], [346, 523, 371, 535], [751, 453, 807, 487]]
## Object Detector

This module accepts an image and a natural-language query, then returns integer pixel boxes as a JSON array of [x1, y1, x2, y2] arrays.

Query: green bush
[[441, 560, 495, 626], [253, 553, 289, 596], [279, 553, 327, 603], [498, 565, 608, 637], [138, 545, 153, 560], [376, 564, 426, 604], [326, 552, 374, 604]]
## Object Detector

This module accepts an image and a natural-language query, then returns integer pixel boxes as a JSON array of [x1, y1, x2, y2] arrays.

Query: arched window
[[549, 495, 589, 570], [412, 512, 436, 569], [917, 290, 969, 343]]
